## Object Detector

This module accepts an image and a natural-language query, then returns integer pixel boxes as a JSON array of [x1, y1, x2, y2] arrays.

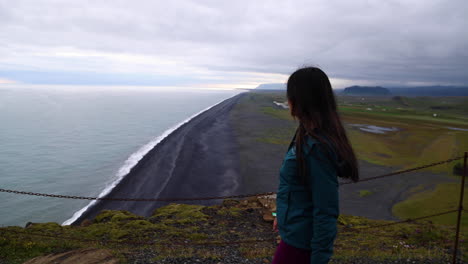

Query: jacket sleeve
[[308, 147, 339, 264]]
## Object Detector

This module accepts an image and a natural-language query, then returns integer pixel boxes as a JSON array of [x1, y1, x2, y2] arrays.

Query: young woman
[[272, 67, 359, 264]]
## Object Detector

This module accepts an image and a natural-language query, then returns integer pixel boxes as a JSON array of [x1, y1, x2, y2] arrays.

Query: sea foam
[[62, 97, 232, 225]]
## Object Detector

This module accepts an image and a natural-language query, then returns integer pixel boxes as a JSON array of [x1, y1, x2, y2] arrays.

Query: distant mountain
[[256, 83, 468, 96], [255, 83, 285, 90], [388, 86, 468, 96], [342, 86, 391, 96]]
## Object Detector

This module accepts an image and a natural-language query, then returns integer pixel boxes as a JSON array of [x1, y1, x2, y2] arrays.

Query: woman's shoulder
[[285, 135, 319, 159]]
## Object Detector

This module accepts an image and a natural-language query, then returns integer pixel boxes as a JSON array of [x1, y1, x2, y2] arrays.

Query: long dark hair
[[287, 67, 359, 184]]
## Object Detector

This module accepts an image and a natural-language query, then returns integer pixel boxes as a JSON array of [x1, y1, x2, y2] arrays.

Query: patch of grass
[[358, 190, 373, 197], [256, 126, 296, 146], [253, 93, 468, 173], [257, 137, 291, 145], [337, 214, 374, 227], [151, 203, 208, 224], [392, 183, 468, 227], [334, 214, 459, 261], [216, 207, 242, 217], [341, 113, 466, 173], [339, 104, 468, 126], [261, 106, 293, 121], [2, 202, 468, 263], [255, 93, 468, 174], [94, 210, 143, 223], [407, 184, 426, 194]]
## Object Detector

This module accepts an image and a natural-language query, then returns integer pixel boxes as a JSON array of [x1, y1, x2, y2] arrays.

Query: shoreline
[[66, 90, 455, 225], [67, 93, 244, 225]]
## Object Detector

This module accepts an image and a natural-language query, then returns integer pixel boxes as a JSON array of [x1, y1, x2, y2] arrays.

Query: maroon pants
[[272, 240, 311, 264]]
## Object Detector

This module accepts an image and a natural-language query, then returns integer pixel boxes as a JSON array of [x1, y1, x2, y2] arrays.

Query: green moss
[[358, 190, 373, 197], [216, 207, 242, 217], [107, 228, 130, 240], [2, 204, 468, 263], [151, 204, 208, 224], [338, 215, 373, 227], [94, 210, 142, 223], [122, 220, 154, 231], [26, 222, 63, 232], [0, 227, 80, 264]]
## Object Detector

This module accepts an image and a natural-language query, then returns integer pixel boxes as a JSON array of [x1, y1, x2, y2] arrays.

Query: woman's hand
[[272, 217, 278, 232]]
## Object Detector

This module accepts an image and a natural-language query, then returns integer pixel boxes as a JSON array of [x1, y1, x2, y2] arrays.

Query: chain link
[[343, 209, 458, 230], [0, 189, 276, 202], [0, 155, 464, 251], [0, 156, 462, 201], [339, 156, 463, 185]]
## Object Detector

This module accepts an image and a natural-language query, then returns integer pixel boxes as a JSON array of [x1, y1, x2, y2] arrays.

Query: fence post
[[453, 152, 468, 264]]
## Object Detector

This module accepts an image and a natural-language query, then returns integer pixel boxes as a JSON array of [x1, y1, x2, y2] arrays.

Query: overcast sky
[[0, 0, 467, 89]]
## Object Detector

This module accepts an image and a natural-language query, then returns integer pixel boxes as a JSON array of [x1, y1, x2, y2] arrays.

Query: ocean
[[0, 87, 240, 227]]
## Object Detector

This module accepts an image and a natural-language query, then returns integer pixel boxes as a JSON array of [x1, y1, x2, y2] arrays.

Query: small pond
[[348, 124, 400, 134], [273, 101, 289, 109]]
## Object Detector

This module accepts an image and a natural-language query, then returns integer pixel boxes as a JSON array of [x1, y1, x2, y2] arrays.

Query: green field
[[257, 92, 468, 173], [393, 183, 467, 226], [337, 96, 468, 172], [252, 91, 468, 227]]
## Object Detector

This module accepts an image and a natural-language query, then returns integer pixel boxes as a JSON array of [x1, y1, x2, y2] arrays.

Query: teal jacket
[[276, 134, 339, 264]]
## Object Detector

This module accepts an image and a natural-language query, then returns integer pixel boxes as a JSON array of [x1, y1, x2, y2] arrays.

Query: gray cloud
[[0, 0, 467, 87]]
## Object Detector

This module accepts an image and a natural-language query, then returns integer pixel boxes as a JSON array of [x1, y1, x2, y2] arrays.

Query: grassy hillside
[[1, 198, 465, 263]]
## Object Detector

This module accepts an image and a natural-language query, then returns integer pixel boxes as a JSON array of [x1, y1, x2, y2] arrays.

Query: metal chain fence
[[0, 156, 462, 201], [1, 153, 466, 263]]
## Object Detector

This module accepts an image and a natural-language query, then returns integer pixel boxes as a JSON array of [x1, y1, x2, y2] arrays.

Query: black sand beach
[[72, 94, 243, 225], [72, 91, 455, 225]]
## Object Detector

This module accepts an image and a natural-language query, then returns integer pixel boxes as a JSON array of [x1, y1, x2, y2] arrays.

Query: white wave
[[62, 95, 236, 225]]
